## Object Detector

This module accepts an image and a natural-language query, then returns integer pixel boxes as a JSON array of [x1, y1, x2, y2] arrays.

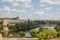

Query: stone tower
[[2, 19, 9, 37]]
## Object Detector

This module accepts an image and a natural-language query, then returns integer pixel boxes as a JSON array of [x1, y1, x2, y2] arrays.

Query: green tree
[[55, 25, 60, 37], [39, 26, 44, 32], [55, 25, 60, 32], [30, 29, 38, 37], [9, 26, 17, 31], [19, 31, 25, 37]]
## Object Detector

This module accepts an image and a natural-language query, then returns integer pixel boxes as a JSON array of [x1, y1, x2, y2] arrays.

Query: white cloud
[[2, 0, 20, 6], [11, 9, 16, 11], [12, 2, 20, 6], [40, 0, 60, 4], [15, 0, 31, 3], [22, 3, 32, 8], [17, 10, 26, 12], [44, 7, 52, 10], [11, 9, 26, 12], [0, 6, 26, 13], [2, 0, 32, 8], [2, 0, 13, 3], [34, 10, 45, 15], [15, 0, 32, 8], [2, 6, 10, 11], [40, 4, 46, 7]]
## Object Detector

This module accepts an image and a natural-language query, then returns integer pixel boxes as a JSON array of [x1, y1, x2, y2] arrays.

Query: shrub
[[39, 26, 44, 32], [8, 33, 14, 38], [30, 29, 38, 37], [37, 32, 46, 40], [19, 31, 25, 37], [55, 25, 60, 37], [37, 29, 58, 40], [50, 30, 57, 37]]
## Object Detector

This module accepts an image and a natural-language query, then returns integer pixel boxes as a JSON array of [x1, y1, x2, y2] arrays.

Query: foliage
[[8, 33, 14, 38], [30, 29, 38, 37], [39, 26, 44, 32], [0, 24, 2, 30], [55, 25, 60, 37], [9, 26, 17, 31], [57, 32, 60, 36], [0, 30, 3, 34], [15, 20, 39, 30], [50, 30, 57, 37], [37, 32, 46, 40], [19, 31, 25, 37], [55, 25, 60, 32], [0, 24, 3, 34], [37, 29, 57, 40]]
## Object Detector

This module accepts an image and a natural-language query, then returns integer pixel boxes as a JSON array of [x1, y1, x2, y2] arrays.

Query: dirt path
[[50, 38, 60, 40]]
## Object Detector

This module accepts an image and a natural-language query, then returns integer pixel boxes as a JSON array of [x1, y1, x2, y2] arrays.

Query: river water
[[25, 24, 57, 37]]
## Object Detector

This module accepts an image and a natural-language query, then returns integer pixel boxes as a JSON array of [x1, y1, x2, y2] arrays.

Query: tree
[[55, 25, 60, 32], [9, 26, 17, 31], [55, 25, 60, 37], [30, 29, 38, 37], [39, 26, 44, 32], [19, 31, 25, 37]]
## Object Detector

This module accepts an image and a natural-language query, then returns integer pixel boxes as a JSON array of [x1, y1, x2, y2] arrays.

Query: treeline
[[9, 20, 39, 31]]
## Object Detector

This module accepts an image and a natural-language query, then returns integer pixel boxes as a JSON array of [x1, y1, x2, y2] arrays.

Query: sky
[[0, 0, 60, 20]]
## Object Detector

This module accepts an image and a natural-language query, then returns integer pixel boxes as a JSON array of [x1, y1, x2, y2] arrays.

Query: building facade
[[0, 17, 26, 37]]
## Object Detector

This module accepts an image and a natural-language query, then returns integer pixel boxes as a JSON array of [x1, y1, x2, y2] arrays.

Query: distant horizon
[[0, 16, 60, 20]]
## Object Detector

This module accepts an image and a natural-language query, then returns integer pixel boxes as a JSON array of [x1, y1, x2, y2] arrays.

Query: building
[[0, 17, 26, 37]]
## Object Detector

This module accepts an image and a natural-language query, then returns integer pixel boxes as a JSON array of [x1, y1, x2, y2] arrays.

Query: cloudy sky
[[0, 0, 60, 20]]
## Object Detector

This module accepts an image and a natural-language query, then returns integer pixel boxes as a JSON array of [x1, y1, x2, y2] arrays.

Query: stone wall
[[3, 38, 38, 40]]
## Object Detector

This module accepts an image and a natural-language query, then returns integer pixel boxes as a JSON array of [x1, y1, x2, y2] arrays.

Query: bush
[[8, 33, 14, 38], [55, 25, 60, 32], [37, 32, 46, 40], [55, 25, 60, 37], [50, 30, 57, 37], [39, 26, 44, 32], [57, 32, 60, 37], [37, 29, 58, 40], [30, 29, 38, 37], [0, 30, 3, 33], [19, 31, 25, 37]]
